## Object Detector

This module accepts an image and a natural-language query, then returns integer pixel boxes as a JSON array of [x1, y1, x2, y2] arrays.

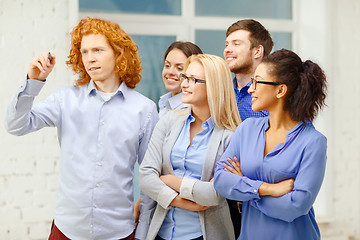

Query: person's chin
[[92, 78, 104, 83], [166, 85, 180, 93], [252, 106, 264, 112], [251, 103, 261, 112], [228, 62, 239, 71], [181, 97, 190, 104]]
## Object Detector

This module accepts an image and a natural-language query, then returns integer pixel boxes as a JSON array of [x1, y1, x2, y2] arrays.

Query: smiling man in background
[[223, 19, 273, 239], [224, 19, 273, 121]]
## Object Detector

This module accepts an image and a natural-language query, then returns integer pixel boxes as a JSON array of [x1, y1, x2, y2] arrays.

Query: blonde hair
[[185, 54, 241, 130]]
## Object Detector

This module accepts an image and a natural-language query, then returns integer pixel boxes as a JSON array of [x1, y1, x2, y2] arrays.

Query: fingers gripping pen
[[48, 52, 52, 62]]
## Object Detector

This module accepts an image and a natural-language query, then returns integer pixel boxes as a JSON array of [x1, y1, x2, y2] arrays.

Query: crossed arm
[[222, 156, 294, 198], [215, 134, 326, 222], [139, 113, 213, 213], [159, 174, 210, 211]]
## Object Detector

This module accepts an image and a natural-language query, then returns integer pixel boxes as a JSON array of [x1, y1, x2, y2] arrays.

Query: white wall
[[296, 0, 360, 239], [293, 0, 333, 222], [0, 0, 78, 239], [317, 0, 360, 239]]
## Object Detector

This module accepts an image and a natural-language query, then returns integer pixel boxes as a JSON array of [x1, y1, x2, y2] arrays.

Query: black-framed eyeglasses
[[180, 73, 206, 84], [250, 77, 280, 90]]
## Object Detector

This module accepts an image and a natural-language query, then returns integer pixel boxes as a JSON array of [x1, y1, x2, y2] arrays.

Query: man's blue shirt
[[233, 77, 268, 121]]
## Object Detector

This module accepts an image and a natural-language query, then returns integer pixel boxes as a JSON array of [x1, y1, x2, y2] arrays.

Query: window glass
[[195, 30, 226, 58], [132, 35, 176, 105], [196, 0, 292, 19], [79, 0, 181, 15], [270, 32, 292, 51]]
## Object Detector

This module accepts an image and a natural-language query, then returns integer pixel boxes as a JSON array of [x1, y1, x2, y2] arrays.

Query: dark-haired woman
[[214, 49, 327, 240]]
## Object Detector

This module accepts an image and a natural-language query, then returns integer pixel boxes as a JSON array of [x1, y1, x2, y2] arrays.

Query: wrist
[[160, 174, 172, 186], [170, 195, 180, 207], [27, 74, 46, 82], [258, 182, 270, 196]]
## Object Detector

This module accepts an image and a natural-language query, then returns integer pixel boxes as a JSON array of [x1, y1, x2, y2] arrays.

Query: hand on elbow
[[170, 196, 210, 212], [259, 178, 294, 197]]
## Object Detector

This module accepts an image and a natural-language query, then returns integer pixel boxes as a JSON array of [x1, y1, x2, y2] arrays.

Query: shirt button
[[99, 142, 104, 146], [90, 225, 93, 228], [253, 189, 257, 193], [96, 184, 100, 187], [97, 162, 102, 166], [90, 230, 93, 234], [101, 121, 105, 125]]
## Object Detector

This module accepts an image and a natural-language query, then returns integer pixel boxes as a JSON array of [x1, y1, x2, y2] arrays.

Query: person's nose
[[224, 44, 232, 54], [85, 52, 96, 63], [164, 66, 177, 77], [181, 78, 189, 88], [248, 84, 255, 94]]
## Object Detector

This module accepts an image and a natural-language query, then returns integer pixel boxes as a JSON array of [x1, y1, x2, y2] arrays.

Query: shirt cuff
[[23, 78, 46, 96], [157, 187, 178, 209], [179, 177, 197, 201], [252, 180, 263, 197]]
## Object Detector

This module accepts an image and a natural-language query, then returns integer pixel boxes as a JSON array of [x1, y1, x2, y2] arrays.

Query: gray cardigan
[[139, 110, 235, 240]]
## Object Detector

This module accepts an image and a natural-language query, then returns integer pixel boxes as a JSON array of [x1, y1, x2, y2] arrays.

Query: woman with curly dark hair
[[5, 17, 158, 240], [214, 49, 327, 240]]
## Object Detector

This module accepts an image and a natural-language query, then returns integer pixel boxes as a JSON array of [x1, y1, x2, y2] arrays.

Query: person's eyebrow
[[254, 75, 265, 80]]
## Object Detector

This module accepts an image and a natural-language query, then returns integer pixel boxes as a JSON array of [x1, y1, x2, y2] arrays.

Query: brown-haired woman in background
[[158, 41, 202, 117]]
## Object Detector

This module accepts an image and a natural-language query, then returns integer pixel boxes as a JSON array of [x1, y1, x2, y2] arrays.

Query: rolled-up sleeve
[[179, 177, 222, 206], [179, 177, 197, 201]]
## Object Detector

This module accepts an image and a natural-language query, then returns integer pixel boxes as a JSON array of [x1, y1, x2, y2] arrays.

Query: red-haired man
[[5, 17, 158, 240]]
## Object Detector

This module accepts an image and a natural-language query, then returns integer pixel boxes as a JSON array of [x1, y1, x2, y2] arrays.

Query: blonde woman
[[139, 54, 241, 240]]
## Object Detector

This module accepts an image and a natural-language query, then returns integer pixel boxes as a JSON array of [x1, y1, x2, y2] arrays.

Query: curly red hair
[[66, 17, 142, 89]]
